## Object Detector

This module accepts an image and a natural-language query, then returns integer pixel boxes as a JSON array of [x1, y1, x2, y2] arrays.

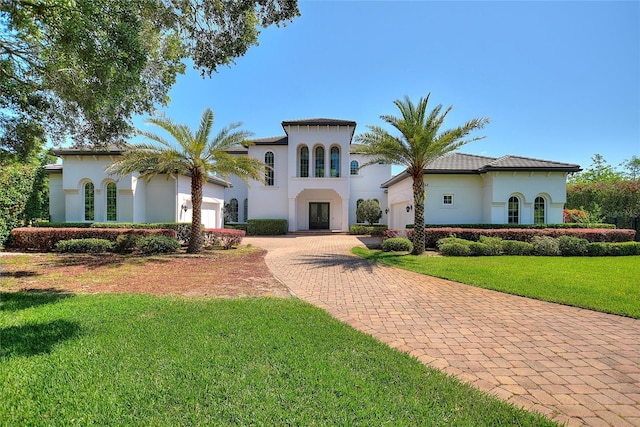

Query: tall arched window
[[356, 198, 364, 223], [84, 182, 95, 221], [299, 146, 309, 178], [106, 182, 117, 221], [315, 146, 325, 178], [265, 151, 275, 186], [228, 198, 239, 222], [330, 146, 340, 177], [508, 196, 520, 224], [534, 196, 546, 224], [350, 160, 359, 175], [243, 198, 248, 222]]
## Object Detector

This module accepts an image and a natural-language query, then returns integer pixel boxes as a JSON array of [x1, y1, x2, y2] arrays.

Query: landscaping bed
[[0, 247, 290, 298]]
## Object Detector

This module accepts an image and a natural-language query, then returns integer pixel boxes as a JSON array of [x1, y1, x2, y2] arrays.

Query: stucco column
[[341, 197, 349, 232], [288, 198, 297, 232]]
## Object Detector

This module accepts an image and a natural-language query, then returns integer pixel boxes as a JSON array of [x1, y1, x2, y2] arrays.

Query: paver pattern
[[246, 234, 640, 427]]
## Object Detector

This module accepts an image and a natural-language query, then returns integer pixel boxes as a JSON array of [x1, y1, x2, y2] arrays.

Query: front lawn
[[0, 294, 555, 426], [352, 248, 640, 319]]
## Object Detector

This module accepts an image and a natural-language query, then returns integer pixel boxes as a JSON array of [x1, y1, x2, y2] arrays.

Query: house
[[382, 153, 581, 229], [224, 118, 391, 232], [45, 118, 580, 231], [46, 146, 228, 228]]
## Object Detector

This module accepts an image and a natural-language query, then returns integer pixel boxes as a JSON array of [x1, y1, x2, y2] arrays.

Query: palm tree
[[354, 94, 489, 255], [107, 108, 264, 253]]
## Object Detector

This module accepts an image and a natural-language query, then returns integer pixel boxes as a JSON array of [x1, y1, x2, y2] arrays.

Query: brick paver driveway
[[246, 234, 640, 427]]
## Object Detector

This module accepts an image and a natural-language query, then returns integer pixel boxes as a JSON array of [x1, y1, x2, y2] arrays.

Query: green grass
[[0, 293, 556, 426], [353, 248, 640, 319]]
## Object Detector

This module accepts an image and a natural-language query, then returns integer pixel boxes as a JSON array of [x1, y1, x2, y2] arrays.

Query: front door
[[309, 202, 330, 230]]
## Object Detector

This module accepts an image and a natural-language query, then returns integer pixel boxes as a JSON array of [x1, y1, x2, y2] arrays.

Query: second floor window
[[300, 146, 309, 177], [350, 160, 359, 175], [265, 151, 274, 186], [315, 146, 325, 177], [330, 146, 340, 177]]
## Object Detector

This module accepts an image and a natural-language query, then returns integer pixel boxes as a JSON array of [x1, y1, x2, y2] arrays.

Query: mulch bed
[[0, 248, 291, 298]]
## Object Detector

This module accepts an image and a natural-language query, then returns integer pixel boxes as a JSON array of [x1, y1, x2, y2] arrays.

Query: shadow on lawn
[[1, 289, 75, 312], [0, 319, 81, 359]]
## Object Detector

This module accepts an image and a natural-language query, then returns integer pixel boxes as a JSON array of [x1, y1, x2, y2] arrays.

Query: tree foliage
[[354, 93, 489, 255], [0, 163, 38, 246], [106, 108, 265, 253], [356, 199, 382, 225], [568, 154, 624, 184], [1, 0, 299, 147], [566, 181, 640, 229]]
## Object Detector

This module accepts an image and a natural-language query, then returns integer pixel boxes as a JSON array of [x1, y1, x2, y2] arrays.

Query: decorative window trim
[[534, 195, 546, 224], [83, 181, 95, 221], [106, 181, 117, 221], [299, 146, 309, 178], [508, 195, 520, 224], [314, 145, 325, 178], [442, 194, 454, 206], [330, 146, 340, 178]]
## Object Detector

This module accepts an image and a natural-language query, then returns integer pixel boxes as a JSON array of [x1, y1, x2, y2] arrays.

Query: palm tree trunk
[[411, 171, 426, 255], [187, 168, 204, 254]]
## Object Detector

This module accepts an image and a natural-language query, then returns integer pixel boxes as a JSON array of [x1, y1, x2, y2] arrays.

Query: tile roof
[[281, 118, 357, 127], [251, 136, 288, 145], [381, 152, 581, 187]]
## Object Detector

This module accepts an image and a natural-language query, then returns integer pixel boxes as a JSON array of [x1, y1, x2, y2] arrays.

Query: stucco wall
[[48, 174, 65, 222], [247, 145, 289, 221], [349, 154, 391, 225], [424, 175, 485, 224]]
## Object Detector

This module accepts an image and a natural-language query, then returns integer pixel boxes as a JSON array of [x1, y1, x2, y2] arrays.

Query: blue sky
[[134, 0, 640, 172]]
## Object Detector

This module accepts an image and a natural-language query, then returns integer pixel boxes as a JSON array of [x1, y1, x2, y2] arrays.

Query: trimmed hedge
[[203, 228, 245, 249], [435, 235, 640, 257], [136, 235, 180, 254], [410, 223, 617, 230], [9, 228, 177, 252], [381, 237, 413, 252], [35, 222, 192, 244], [349, 224, 388, 236], [247, 219, 287, 236], [55, 239, 114, 253], [384, 227, 636, 248], [224, 223, 248, 232]]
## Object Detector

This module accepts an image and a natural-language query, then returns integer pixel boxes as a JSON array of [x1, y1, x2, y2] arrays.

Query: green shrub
[[224, 223, 248, 232], [247, 219, 287, 235], [93, 222, 192, 245], [557, 236, 589, 256], [436, 236, 471, 250], [502, 240, 533, 256], [586, 242, 609, 256], [136, 235, 179, 254], [350, 224, 388, 236], [0, 164, 38, 247], [381, 237, 413, 253], [469, 242, 491, 256], [531, 236, 561, 256], [439, 242, 471, 256], [478, 236, 503, 255], [114, 233, 142, 254], [608, 241, 640, 256], [55, 238, 114, 253]]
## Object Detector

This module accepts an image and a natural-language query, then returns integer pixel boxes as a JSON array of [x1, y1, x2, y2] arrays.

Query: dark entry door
[[309, 202, 329, 230]]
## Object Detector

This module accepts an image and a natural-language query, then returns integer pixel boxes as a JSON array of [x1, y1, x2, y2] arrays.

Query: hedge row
[[247, 219, 287, 235], [35, 222, 193, 244], [407, 223, 616, 230], [9, 228, 177, 252], [383, 227, 637, 248], [349, 224, 388, 236], [203, 228, 245, 249], [436, 235, 640, 257]]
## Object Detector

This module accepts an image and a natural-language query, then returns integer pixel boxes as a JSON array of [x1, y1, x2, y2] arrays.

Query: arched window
[[299, 146, 309, 178], [508, 196, 520, 224], [84, 182, 95, 221], [265, 151, 275, 186], [315, 146, 325, 178], [534, 196, 546, 224], [106, 182, 117, 221], [229, 198, 239, 222], [243, 198, 248, 222], [356, 198, 364, 223], [350, 160, 359, 175], [330, 146, 340, 177]]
